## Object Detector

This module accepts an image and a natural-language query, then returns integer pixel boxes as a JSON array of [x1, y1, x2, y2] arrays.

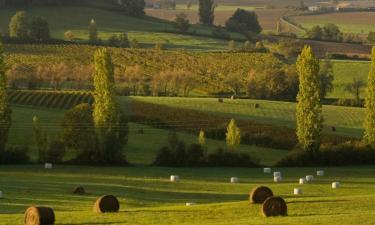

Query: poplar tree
[[364, 47, 375, 146], [0, 41, 11, 158], [198, 0, 215, 25], [296, 45, 322, 151], [93, 48, 127, 163], [89, 19, 98, 43], [226, 119, 241, 151], [198, 129, 205, 146]]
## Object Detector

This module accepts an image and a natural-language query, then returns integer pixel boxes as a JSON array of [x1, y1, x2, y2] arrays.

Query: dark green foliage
[[44, 138, 66, 163], [226, 9, 262, 35], [207, 148, 259, 167], [0, 146, 30, 164], [118, 0, 145, 17], [319, 59, 334, 99], [29, 16, 50, 42], [368, 31, 375, 44], [277, 141, 375, 166], [174, 13, 190, 33], [199, 0, 215, 25], [305, 24, 343, 42], [9, 11, 29, 39]]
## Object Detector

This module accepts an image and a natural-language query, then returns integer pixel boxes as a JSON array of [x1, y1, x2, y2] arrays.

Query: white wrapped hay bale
[[273, 172, 281, 177], [317, 170, 325, 176], [274, 176, 282, 182], [186, 202, 196, 206], [299, 178, 307, 184], [306, 175, 314, 182], [230, 177, 239, 183], [294, 188, 302, 195], [263, 168, 271, 174], [44, 163, 53, 169], [332, 182, 340, 189], [170, 175, 180, 182]]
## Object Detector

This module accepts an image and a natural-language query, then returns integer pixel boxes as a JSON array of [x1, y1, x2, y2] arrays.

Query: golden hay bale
[[249, 186, 274, 204], [262, 196, 287, 217], [93, 195, 120, 213], [73, 186, 85, 195], [24, 206, 55, 225]]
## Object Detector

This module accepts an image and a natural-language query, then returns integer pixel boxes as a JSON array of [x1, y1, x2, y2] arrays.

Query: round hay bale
[[218, 98, 224, 103], [249, 186, 274, 204], [262, 196, 287, 217], [93, 195, 120, 213], [73, 186, 85, 195], [255, 103, 260, 108], [24, 206, 55, 225]]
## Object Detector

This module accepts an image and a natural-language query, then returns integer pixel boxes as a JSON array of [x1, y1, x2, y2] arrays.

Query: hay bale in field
[[218, 98, 223, 103], [332, 182, 340, 189], [24, 206, 55, 225], [73, 186, 85, 195], [249, 186, 274, 204], [230, 177, 239, 183], [262, 196, 287, 217], [317, 170, 325, 176], [299, 178, 307, 184], [93, 195, 120, 213], [230, 95, 236, 100], [273, 172, 281, 177], [293, 188, 302, 195], [185, 202, 196, 206], [170, 175, 180, 182], [306, 175, 314, 182], [263, 168, 271, 174], [44, 163, 52, 169], [274, 176, 282, 182]]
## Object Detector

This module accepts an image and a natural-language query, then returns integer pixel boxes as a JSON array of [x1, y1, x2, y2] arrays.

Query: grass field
[[0, 165, 374, 224], [124, 97, 365, 137], [292, 12, 375, 34], [0, 7, 235, 50], [9, 105, 286, 166]]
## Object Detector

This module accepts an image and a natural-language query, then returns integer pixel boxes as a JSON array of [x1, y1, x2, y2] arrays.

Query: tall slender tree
[[296, 45, 322, 151], [0, 40, 11, 159], [93, 48, 127, 163], [226, 119, 241, 151], [364, 47, 375, 146], [198, 0, 215, 25]]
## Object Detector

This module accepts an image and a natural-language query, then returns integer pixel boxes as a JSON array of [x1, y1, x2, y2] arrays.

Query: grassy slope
[[291, 12, 375, 34], [9, 105, 286, 166], [0, 7, 234, 50], [0, 165, 374, 224], [124, 97, 365, 137]]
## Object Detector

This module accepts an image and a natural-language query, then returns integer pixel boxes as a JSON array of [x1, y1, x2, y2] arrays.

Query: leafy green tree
[[322, 23, 342, 42], [345, 77, 364, 106], [119, 0, 145, 17], [93, 48, 128, 163], [199, 0, 215, 25], [296, 46, 323, 151], [319, 58, 334, 98], [0, 41, 11, 158], [174, 13, 190, 33], [89, 19, 98, 43], [305, 25, 323, 40], [29, 16, 50, 41], [226, 119, 241, 151], [60, 103, 95, 161], [225, 9, 262, 35], [198, 129, 205, 146], [364, 47, 375, 146], [9, 11, 29, 39]]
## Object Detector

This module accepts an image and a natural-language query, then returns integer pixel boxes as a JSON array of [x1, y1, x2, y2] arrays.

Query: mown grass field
[[0, 165, 374, 224], [292, 12, 375, 34], [0, 7, 235, 50], [9, 105, 286, 166], [124, 96, 365, 137]]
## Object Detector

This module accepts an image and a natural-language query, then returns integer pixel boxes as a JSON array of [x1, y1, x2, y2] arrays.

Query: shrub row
[[8, 90, 93, 109], [130, 100, 354, 150]]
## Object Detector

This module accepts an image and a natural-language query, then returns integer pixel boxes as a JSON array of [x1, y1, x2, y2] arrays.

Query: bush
[[276, 141, 375, 166], [1, 146, 30, 164]]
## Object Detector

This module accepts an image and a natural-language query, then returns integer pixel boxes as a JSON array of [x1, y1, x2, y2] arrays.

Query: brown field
[[146, 8, 288, 31]]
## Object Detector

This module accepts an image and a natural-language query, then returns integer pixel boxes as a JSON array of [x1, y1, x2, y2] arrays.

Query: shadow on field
[[288, 199, 349, 204]]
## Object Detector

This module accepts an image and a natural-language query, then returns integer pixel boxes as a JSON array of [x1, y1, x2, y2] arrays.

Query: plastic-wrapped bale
[[170, 175, 180, 182], [24, 206, 55, 225], [262, 196, 287, 217], [306, 175, 314, 182], [299, 178, 307, 184], [294, 188, 302, 195], [249, 186, 274, 204], [263, 168, 271, 174], [317, 170, 325, 176], [273, 172, 281, 177], [230, 177, 239, 183], [332, 182, 340, 189], [274, 176, 282, 182], [185, 202, 196, 206], [44, 163, 53, 169], [93, 195, 120, 213], [73, 186, 85, 195]]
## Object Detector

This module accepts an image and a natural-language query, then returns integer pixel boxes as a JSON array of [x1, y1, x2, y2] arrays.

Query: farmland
[[0, 165, 374, 224]]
